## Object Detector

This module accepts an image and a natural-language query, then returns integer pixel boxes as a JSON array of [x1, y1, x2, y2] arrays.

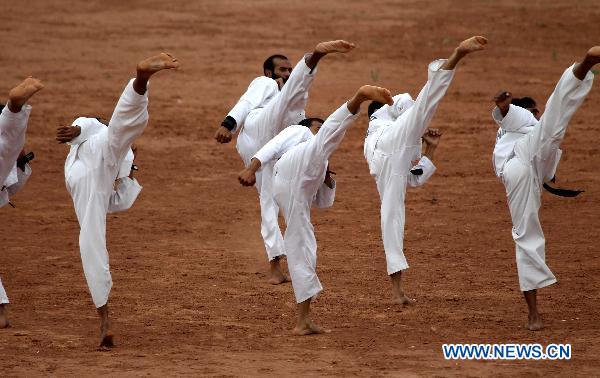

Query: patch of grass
[[371, 69, 379, 83], [552, 51, 558, 61], [592, 69, 599, 76]]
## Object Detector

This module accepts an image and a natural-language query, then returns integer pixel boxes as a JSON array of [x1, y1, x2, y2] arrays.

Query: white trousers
[[503, 65, 594, 292], [369, 60, 455, 275], [273, 104, 358, 303], [236, 58, 316, 261], [0, 104, 32, 304], [66, 79, 148, 308]]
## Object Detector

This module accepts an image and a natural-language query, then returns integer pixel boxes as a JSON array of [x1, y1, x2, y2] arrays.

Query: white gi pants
[[66, 79, 148, 308], [236, 58, 317, 261], [0, 104, 32, 304], [503, 65, 594, 292], [273, 104, 358, 303], [368, 60, 454, 275]]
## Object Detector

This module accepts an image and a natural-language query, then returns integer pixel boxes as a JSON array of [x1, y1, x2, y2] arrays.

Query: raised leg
[[572, 46, 600, 80], [440, 36, 487, 70], [305, 40, 355, 70], [133, 53, 179, 95]]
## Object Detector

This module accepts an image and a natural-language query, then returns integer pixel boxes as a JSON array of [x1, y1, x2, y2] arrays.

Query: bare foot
[[268, 258, 290, 285], [268, 271, 290, 285], [0, 304, 10, 329], [315, 40, 356, 55], [99, 325, 115, 349], [392, 295, 416, 306], [526, 314, 543, 331], [585, 46, 600, 65], [358, 85, 394, 105], [98, 305, 114, 348], [7, 77, 44, 113], [293, 320, 330, 336], [136, 53, 180, 76], [456, 36, 488, 55]]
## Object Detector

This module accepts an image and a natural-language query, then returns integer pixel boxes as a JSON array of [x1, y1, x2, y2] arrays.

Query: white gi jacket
[[65, 79, 146, 308]]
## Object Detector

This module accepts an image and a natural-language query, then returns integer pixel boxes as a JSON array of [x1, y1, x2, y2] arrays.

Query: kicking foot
[[456, 36, 488, 55], [293, 320, 330, 336], [8, 77, 44, 113], [584, 46, 600, 66], [526, 314, 543, 331], [136, 53, 180, 76], [358, 85, 394, 105], [392, 295, 416, 306], [315, 40, 355, 55]]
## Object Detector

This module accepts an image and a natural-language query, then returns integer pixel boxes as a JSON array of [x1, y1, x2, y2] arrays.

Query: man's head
[[263, 55, 292, 83], [299, 117, 325, 135], [512, 96, 540, 120]]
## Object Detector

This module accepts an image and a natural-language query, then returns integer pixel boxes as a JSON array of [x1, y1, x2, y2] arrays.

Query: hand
[[129, 144, 138, 178], [238, 168, 256, 186], [422, 128, 442, 147], [56, 125, 81, 143], [324, 164, 336, 188], [493, 90, 512, 108], [275, 77, 285, 90], [214, 126, 233, 144]]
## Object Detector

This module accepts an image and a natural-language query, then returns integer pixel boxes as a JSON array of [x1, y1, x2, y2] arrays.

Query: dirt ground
[[1, 0, 599, 376]]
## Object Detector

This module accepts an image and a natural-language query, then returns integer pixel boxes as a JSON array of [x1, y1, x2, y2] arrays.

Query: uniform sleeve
[[492, 104, 538, 132], [407, 156, 436, 187], [227, 76, 279, 132], [6, 163, 32, 197], [68, 117, 107, 146], [108, 177, 142, 213], [253, 125, 312, 167], [312, 179, 336, 208]]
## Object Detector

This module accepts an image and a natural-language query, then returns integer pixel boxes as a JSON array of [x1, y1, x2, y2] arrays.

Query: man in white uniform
[[215, 41, 355, 285], [491, 46, 600, 331], [57, 53, 179, 347], [0, 78, 44, 329], [364, 36, 487, 305], [239, 85, 394, 335]]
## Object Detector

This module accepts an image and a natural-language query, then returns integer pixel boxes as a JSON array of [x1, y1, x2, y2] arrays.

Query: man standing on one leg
[[59, 53, 179, 347], [239, 85, 394, 335], [215, 41, 355, 284], [0, 78, 44, 329], [364, 36, 487, 304], [491, 46, 600, 331]]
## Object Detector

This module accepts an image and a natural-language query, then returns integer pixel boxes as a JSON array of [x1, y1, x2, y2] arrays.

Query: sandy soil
[[1, 0, 599, 376]]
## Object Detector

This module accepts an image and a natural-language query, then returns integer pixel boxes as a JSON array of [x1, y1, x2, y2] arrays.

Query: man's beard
[[273, 73, 288, 84]]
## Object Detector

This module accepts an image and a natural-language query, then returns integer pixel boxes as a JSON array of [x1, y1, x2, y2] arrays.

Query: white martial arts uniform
[[256, 103, 358, 303], [365, 59, 451, 275], [492, 64, 594, 292], [0, 103, 32, 305], [227, 58, 317, 261], [65, 79, 146, 308]]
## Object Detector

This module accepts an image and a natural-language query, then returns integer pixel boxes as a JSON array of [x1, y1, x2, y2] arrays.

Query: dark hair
[[511, 96, 536, 109], [368, 101, 384, 117], [299, 117, 325, 128], [263, 54, 288, 76]]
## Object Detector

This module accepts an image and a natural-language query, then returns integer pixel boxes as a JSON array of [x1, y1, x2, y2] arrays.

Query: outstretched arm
[[238, 126, 312, 186]]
